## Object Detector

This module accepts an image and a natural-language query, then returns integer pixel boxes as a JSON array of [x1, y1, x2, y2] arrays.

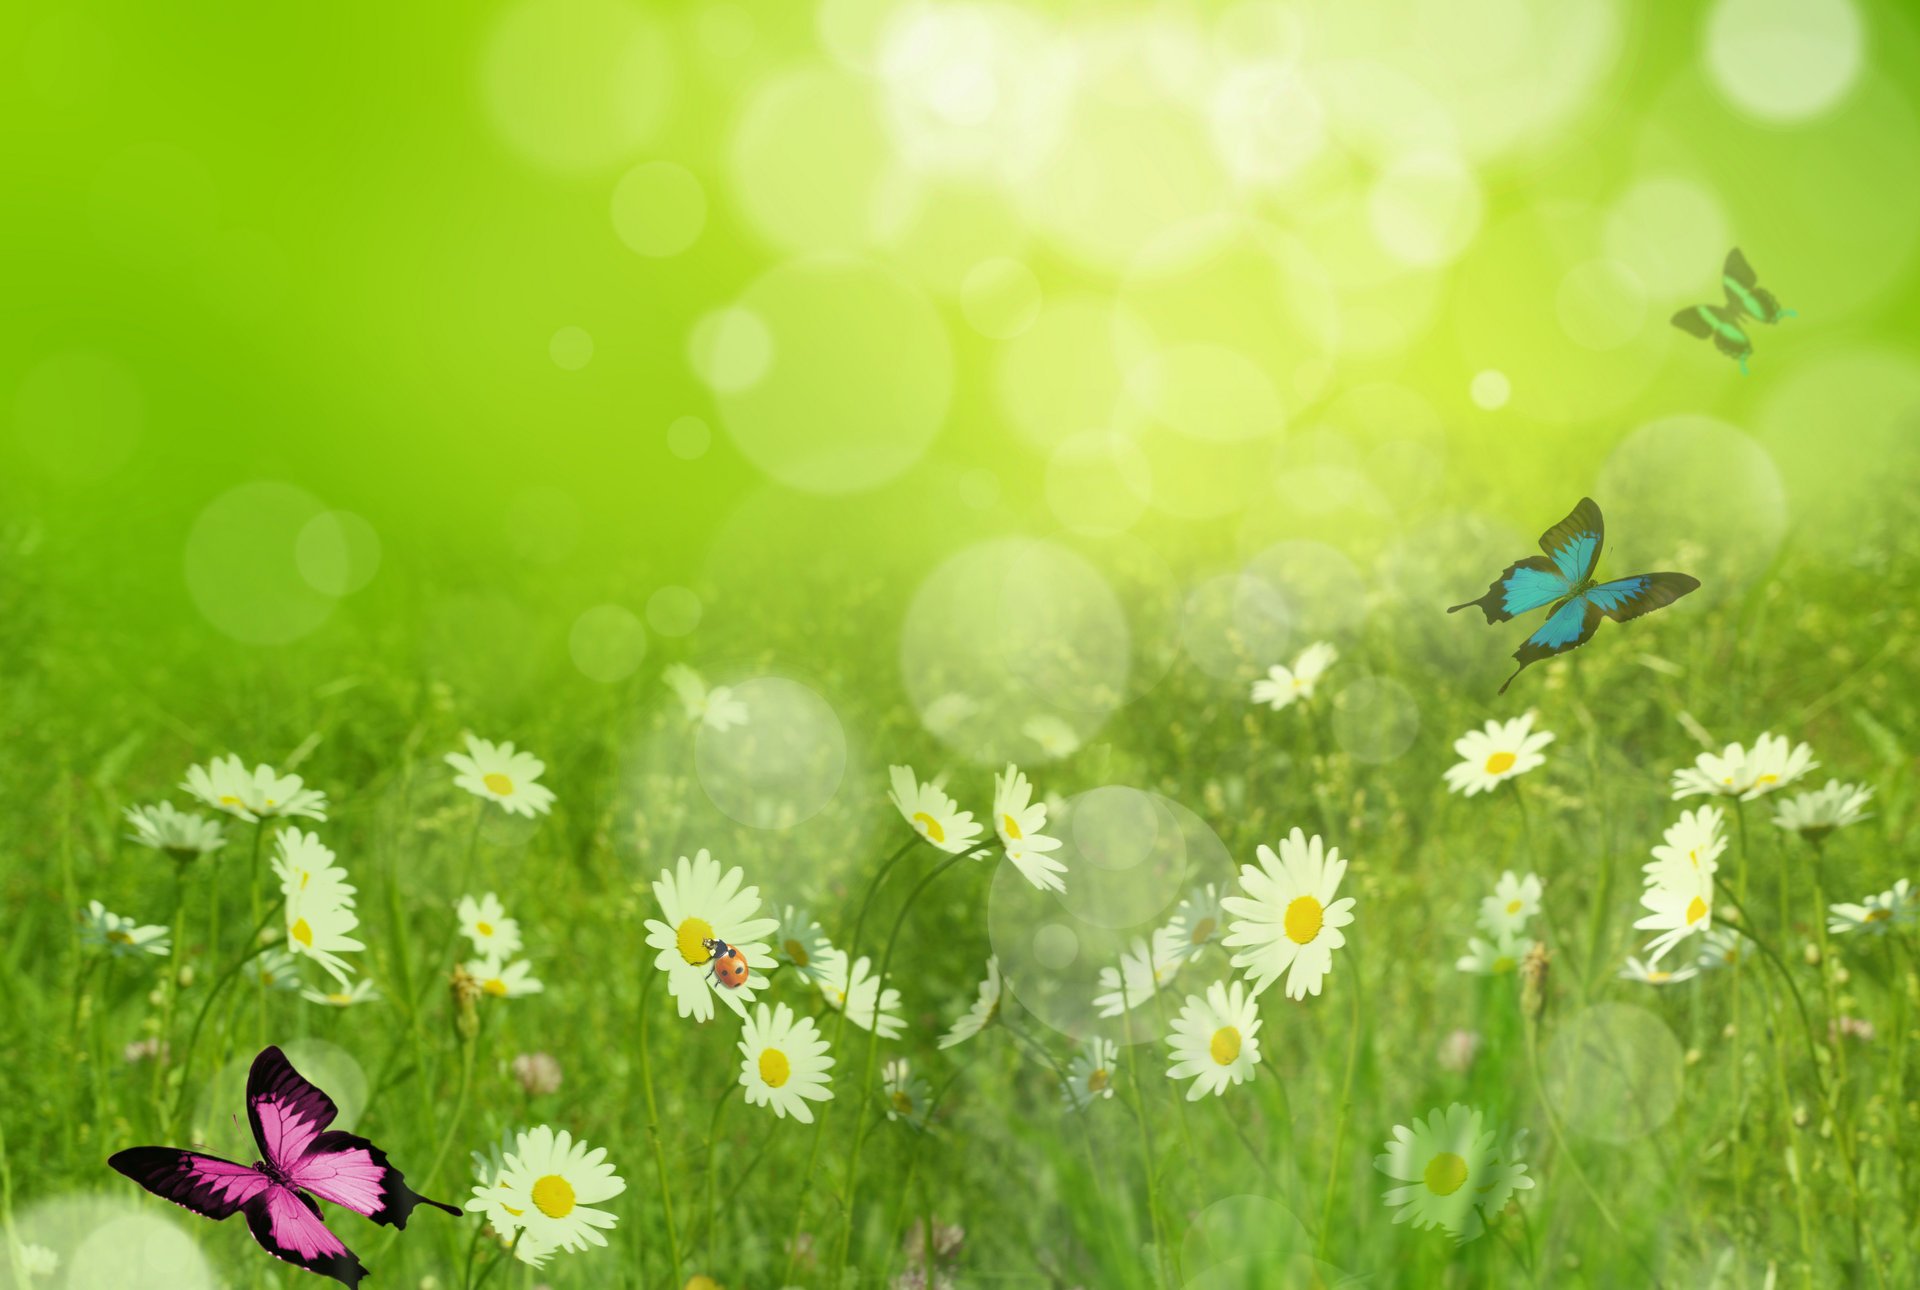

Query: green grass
[[2, 529, 1915, 1290]]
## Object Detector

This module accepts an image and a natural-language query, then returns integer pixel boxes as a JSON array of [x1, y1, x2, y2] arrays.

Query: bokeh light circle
[[1046, 432, 1153, 537], [549, 326, 594, 370], [611, 160, 707, 257], [995, 294, 1140, 452], [482, 0, 673, 173], [1555, 259, 1649, 351], [12, 349, 143, 483], [1367, 152, 1484, 267], [1602, 175, 1732, 298], [1329, 675, 1420, 764], [694, 676, 848, 829], [900, 538, 1130, 764], [646, 585, 704, 636], [689, 306, 774, 393], [569, 604, 648, 682], [184, 482, 339, 645], [1243, 540, 1370, 645], [729, 65, 890, 252], [716, 257, 952, 495], [1470, 369, 1511, 410], [667, 414, 712, 460], [1543, 1002, 1685, 1142], [960, 257, 1042, 339], [294, 510, 382, 597], [1597, 414, 1786, 605], [1705, 0, 1862, 123], [1179, 572, 1295, 684]]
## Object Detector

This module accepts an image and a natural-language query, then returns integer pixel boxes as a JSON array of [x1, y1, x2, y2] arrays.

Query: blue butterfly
[[1449, 498, 1700, 694]]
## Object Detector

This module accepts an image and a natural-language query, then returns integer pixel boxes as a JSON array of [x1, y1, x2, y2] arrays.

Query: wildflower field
[[6, 0, 1920, 1288]]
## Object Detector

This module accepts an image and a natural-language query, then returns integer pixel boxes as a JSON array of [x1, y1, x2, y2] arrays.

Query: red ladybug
[[703, 937, 750, 989]]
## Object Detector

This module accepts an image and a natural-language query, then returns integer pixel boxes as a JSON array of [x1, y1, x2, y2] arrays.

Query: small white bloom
[[1250, 642, 1338, 711], [123, 802, 225, 860], [1829, 880, 1917, 937], [1092, 924, 1186, 1017], [1168, 882, 1225, 962], [1619, 955, 1701, 986], [887, 765, 983, 855], [993, 764, 1067, 893], [738, 1002, 834, 1122], [1634, 865, 1714, 964], [937, 956, 1002, 1050], [1375, 1104, 1532, 1244], [1671, 732, 1817, 801], [1773, 780, 1874, 840], [80, 900, 170, 958], [457, 892, 524, 959], [1475, 871, 1543, 937], [1456, 930, 1533, 977], [1063, 1037, 1120, 1112], [1643, 806, 1726, 888], [301, 977, 382, 1007], [467, 957, 545, 1000], [1165, 979, 1262, 1101], [884, 1058, 933, 1129], [818, 949, 906, 1038], [773, 905, 836, 987], [1442, 714, 1554, 797], [446, 736, 556, 818], [182, 754, 328, 822], [664, 664, 749, 732]]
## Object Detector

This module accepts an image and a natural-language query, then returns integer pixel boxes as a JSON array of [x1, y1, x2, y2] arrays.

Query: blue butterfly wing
[[1586, 573, 1701, 622], [1447, 556, 1570, 623], [1500, 594, 1603, 694], [1539, 497, 1604, 583]]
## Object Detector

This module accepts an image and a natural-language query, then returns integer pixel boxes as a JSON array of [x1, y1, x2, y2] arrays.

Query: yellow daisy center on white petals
[[107, 929, 134, 944], [1002, 813, 1023, 840], [676, 917, 715, 965], [290, 918, 313, 947], [1424, 1152, 1468, 1196], [219, 794, 243, 808], [1088, 1068, 1110, 1093], [912, 812, 945, 843], [1866, 909, 1891, 923], [784, 938, 809, 967], [1505, 899, 1523, 915], [1209, 1026, 1241, 1065], [1755, 774, 1778, 787], [531, 1174, 575, 1219], [760, 1047, 791, 1088], [1283, 895, 1323, 945], [483, 977, 508, 997], [483, 771, 514, 795], [890, 1090, 914, 1114], [1685, 896, 1708, 925], [1189, 917, 1216, 945], [476, 921, 494, 937], [1485, 750, 1517, 775]]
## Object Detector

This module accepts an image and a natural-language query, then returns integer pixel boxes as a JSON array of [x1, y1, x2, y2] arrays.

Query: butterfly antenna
[[1498, 664, 1524, 695]]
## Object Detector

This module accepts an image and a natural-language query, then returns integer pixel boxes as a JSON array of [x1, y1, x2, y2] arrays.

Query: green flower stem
[[880, 1069, 963, 1288], [702, 1082, 737, 1272], [1120, 978, 1168, 1289], [170, 910, 279, 1137], [636, 962, 683, 1288], [1523, 1015, 1649, 1280], [468, 1228, 522, 1290], [151, 861, 192, 1111], [1315, 959, 1363, 1263], [245, 818, 268, 1047], [833, 847, 969, 1284]]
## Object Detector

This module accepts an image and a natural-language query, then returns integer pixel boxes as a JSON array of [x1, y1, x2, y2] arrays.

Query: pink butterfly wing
[[108, 1147, 272, 1219], [247, 1045, 338, 1175], [284, 1131, 462, 1227], [243, 1182, 369, 1288]]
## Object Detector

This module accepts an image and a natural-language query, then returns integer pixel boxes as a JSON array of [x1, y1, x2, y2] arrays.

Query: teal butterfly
[[1449, 498, 1700, 694], [1670, 248, 1795, 374]]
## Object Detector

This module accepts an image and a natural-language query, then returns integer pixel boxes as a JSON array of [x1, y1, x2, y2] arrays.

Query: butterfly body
[[110, 1046, 459, 1287], [1671, 248, 1793, 374], [1448, 498, 1700, 693]]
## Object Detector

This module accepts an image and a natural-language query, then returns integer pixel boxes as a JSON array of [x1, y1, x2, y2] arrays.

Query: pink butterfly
[[110, 1046, 459, 1286]]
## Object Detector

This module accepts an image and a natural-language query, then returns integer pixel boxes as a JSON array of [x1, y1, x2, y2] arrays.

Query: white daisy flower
[[1092, 924, 1186, 1017], [252, 946, 303, 993], [1375, 1104, 1532, 1243], [993, 764, 1067, 893], [818, 949, 906, 1038], [181, 754, 328, 822], [1671, 732, 1817, 801], [887, 766, 983, 855], [446, 736, 556, 818], [663, 664, 749, 732], [1829, 880, 1917, 937], [1442, 714, 1554, 797], [1643, 806, 1726, 886], [80, 900, 170, 958], [1633, 864, 1714, 964], [884, 1058, 932, 1129], [1773, 780, 1874, 841], [1063, 1037, 1120, 1111], [1221, 827, 1356, 1000], [468, 957, 545, 1000], [921, 691, 978, 738], [774, 905, 835, 987], [1619, 955, 1701, 986], [274, 832, 362, 985], [301, 977, 382, 1007], [457, 892, 524, 960], [1165, 979, 1262, 1101], [465, 1125, 624, 1266], [1456, 931, 1533, 977], [1476, 871, 1543, 937], [1694, 925, 1745, 972], [1168, 883, 1225, 961], [739, 1002, 834, 1123], [937, 956, 1002, 1049], [642, 850, 778, 1023], [123, 802, 225, 861], [1250, 641, 1338, 711], [1022, 714, 1082, 758]]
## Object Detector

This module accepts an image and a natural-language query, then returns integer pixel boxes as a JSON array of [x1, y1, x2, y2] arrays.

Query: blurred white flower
[[1475, 871, 1542, 937], [1773, 780, 1874, 841], [123, 801, 225, 861], [1671, 733, 1816, 801], [888, 766, 983, 855], [937, 956, 1002, 1049], [1250, 642, 1338, 711], [80, 900, 169, 959], [1443, 714, 1553, 797], [447, 736, 556, 818], [664, 664, 748, 731], [182, 754, 328, 822]]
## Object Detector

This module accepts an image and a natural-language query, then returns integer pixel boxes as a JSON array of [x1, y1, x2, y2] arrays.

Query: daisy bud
[[1804, 942, 1820, 965], [511, 1051, 563, 1096], [451, 964, 483, 1042], [1519, 942, 1551, 1023]]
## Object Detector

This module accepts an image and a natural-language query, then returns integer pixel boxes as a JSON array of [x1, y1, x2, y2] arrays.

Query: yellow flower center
[[677, 917, 716, 965], [290, 918, 313, 947], [1685, 895, 1708, 925], [483, 772, 514, 795], [1189, 917, 1216, 945], [484, 977, 508, 997], [107, 929, 134, 944], [1755, 773, 1778, 787], [1647, 970, 1672, 983], [476, 920, 494, 937], [1485, 751, 1517, 775], [1689, 848, 1700, 867], [327, 992, 352, 1004], [1491, 956, 1516, 974], [1866, 908, 1891, 923], [1088, 1068, 1110, 1093], [1505, 899, 1523, 915], [912, 812, 945, 843], [219, 794, 243, 807], [1002, 812, 1023, 841], [890, 1090, 914, 1114], [1209, 1026, 1242, 1065], [784, 937, 810, 967], [760, 1047, 791, 1088], [531, 1173, 575, 1219], [1424, 1151, 1469, 1196], [1284, 895, 1323, 945]]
